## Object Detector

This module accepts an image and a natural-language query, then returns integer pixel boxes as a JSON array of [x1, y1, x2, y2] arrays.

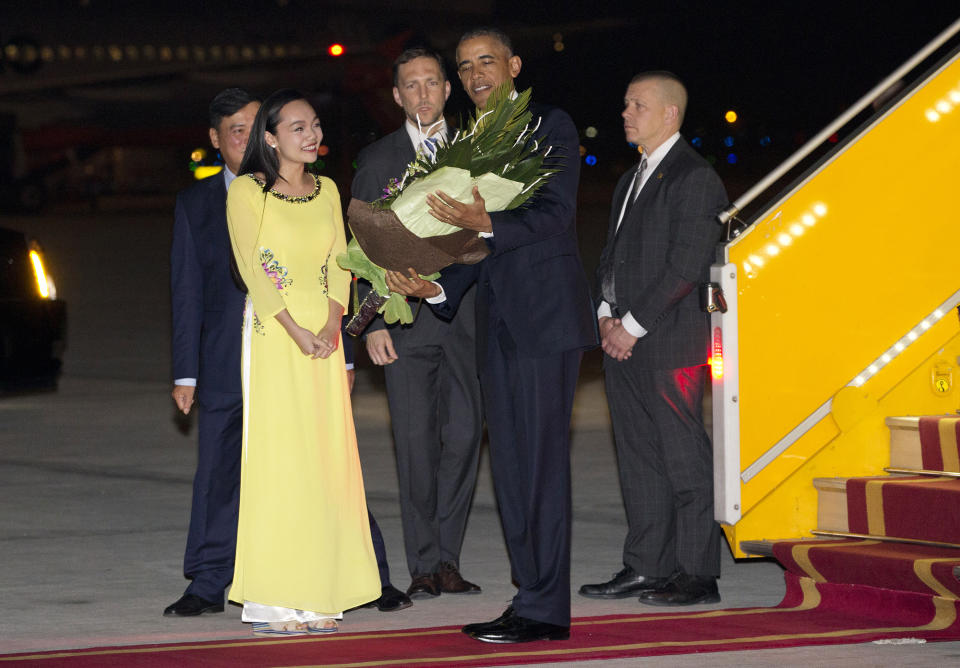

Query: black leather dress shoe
[[367, 585, 413, 612], [465, 613, 569, 644], [579, 566, 670, 599], [406, 574, 441, 599], [638, 573, 720, 606], [462, 606, 515, 635], [163, 593, 224, 617], [437, 562, 481, 594]]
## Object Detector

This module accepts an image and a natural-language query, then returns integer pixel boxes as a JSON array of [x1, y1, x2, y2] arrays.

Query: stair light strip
[[924, 78, 960, 122], [849, 289, 960, 387], [742, 203, 827, 279], [742, 288, 960, 483]]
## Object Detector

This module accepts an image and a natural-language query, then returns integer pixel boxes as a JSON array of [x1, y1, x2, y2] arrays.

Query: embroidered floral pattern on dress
[[246, 173, 322, 203], [319, 253, 330, 295], [259, 248, 292, 294], [252, 311, 265, 335]]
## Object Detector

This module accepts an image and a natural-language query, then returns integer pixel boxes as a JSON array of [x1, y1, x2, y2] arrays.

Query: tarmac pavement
[[2, 204, 958, 665]]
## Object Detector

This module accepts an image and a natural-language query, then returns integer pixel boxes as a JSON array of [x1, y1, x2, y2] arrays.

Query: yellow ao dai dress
[[225, 173, 379, 619]]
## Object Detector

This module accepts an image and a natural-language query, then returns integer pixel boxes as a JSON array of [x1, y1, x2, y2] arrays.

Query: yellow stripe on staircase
[[790, 540, 880, 582], [914, 558, 960, 600], [865, 480, 887, 536], [864, 476, 957, 537], [938, 417, 960, 473]]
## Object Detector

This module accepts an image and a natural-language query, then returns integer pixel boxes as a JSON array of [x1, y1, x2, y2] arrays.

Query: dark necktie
[[601, 158, 648, 306], [618, 157, 648, 232]]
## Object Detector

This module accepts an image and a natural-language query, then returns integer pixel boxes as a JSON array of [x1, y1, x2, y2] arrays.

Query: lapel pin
[[657, 172, 664, 180]]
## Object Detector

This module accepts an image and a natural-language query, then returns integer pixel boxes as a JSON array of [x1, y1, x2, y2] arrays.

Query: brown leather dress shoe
[[406, 573, 441, 599], [437, 561, 481, 594]]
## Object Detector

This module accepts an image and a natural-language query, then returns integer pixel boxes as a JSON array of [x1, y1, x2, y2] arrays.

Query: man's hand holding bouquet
[[338, 84, 557, 335]]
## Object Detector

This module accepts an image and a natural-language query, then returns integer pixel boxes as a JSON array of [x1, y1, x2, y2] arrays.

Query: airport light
[[328, 43, 345, 57], [29, 250, 53, 299]]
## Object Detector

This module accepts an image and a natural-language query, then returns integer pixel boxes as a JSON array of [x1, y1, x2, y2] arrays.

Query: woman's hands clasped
[[289, 324, 339, 359], [276, 307, 340, 359], [314, 321, 341, 359]]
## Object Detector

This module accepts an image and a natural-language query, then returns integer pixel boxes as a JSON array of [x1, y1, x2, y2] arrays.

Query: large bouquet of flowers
[[338, 84, 557, 334]]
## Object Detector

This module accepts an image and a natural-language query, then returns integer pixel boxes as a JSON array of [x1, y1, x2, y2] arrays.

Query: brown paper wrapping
[[346, 198, 490, 275]]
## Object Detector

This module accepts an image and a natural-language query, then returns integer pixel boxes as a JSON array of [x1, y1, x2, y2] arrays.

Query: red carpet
[[772, 538, 960, 598], [846, 476, 960, 543], [4, 574, 960, 666], [918, 416, 960, 472]]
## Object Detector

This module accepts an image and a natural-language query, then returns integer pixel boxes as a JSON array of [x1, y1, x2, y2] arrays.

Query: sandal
[[306, 619, 339, 634], [251, 621, 309, 637]]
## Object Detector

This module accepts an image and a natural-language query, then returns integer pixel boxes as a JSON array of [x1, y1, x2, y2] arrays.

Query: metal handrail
[[718, 15, 960, 227]]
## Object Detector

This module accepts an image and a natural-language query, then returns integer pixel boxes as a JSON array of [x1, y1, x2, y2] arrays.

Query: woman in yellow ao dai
[[225, 89, 379, 636]]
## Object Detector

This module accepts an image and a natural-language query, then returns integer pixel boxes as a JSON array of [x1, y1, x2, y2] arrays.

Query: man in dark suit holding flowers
[[386, 28, 597, 643]]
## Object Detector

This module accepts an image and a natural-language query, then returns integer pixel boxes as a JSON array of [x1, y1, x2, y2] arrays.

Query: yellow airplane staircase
[[710, 15, 960, 575]]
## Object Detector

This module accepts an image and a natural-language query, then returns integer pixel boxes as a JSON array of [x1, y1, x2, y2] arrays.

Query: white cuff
[[597, 301, 613, 319], [174, 378, 197, 387], [621, 312, 648, 339], [478, 231, 493, 238], [345, 363, 354, 371], [425, 282, 447, 304]]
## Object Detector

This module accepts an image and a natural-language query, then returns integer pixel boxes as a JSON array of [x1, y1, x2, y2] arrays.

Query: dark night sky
[[1, 1, 958, 200]]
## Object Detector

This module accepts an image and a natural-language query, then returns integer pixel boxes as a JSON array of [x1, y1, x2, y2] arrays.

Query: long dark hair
[[238, 88, 310, 193]]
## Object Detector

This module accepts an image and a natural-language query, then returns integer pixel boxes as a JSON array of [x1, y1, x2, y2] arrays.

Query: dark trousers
[[480, 308, 581, 628], [604, 362, 720, 578], [184, 390, 242, 603], [383, 309, 482, 578]]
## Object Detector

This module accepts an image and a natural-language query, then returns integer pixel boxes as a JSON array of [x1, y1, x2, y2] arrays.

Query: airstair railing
[[718, 16, 960, 239]]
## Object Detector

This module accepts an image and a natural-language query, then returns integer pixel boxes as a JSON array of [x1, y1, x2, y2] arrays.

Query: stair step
[[886, 415, 960, 473], [740, 540, 775, 557], [885, 467, 960, 478], [742, 538, 850, 558], [886, 416, 923, 470], [845, 476, 960, 545], [813, 477, 849, 532], [768, 537, 960, 598]]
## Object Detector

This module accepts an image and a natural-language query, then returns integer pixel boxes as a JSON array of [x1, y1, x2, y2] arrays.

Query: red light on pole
[[710, 327, 724, 380], [328, 43, 345, 57]]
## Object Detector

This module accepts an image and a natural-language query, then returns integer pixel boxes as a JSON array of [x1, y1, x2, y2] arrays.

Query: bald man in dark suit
[[581, 71, 726, 607]]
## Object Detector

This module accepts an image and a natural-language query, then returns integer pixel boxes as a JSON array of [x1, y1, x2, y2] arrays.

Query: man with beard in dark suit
[[167, 89, 408, 618], [579, 71, 727, 607], [385, 28, 597, 643], [351, 47, 484, 602]]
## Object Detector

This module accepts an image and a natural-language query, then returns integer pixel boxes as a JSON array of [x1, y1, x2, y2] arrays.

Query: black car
[[0, 226, 66, 390]]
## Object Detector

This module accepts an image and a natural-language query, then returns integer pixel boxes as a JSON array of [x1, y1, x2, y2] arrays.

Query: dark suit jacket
[[597, 137, 727, 369], [351, 125, 458, 345], [433, 103, 597, 359], [171, 173, 246, 395]]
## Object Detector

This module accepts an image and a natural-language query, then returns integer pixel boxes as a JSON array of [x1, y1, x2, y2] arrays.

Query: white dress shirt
[[597, 132, 682, 339]]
